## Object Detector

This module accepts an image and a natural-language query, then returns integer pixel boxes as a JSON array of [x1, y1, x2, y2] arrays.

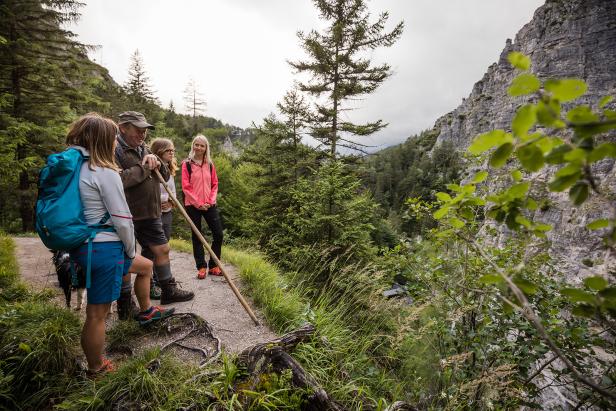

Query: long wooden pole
[[154, 169, 260, 326]]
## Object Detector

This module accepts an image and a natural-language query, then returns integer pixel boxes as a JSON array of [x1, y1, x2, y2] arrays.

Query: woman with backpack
[[65, 113, 174, 375], [181, 134, 224, 279]]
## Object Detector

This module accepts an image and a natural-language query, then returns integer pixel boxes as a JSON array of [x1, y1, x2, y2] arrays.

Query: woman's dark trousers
[[186, 205, 223, 270]]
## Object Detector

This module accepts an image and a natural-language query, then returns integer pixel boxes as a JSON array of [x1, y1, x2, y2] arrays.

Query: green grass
[[169, 238, 410, 407], [0, 233, 19, 288]]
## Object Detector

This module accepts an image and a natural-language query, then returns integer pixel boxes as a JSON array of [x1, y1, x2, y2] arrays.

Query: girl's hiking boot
[[209, 266, 223, 276], [136, 305, 175, 325], [87, 358, 115, 379], [197, 267, 207, 280], [117, 294, 139, 320], [160, 278, 195, 305], [150, 284, 161, 300]]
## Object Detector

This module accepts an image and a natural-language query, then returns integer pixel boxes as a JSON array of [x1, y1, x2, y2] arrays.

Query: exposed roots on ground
[[238, 323, 346, 410]]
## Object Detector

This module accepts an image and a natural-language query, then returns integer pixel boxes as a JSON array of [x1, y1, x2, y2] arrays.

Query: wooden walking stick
[[154, 169, 260, 326]]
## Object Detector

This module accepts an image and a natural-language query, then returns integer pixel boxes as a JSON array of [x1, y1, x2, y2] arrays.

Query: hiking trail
[[13, 236, 278, 354]]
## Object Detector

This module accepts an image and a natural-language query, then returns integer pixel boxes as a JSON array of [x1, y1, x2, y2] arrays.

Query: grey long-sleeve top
[[73, 146, 136, 258]]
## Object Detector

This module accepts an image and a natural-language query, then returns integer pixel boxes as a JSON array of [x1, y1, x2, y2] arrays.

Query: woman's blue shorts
[[70, 241, 133, 305]]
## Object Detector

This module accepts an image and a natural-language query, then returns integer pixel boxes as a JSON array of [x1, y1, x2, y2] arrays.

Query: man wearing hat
[[115, 111, 194, 318]]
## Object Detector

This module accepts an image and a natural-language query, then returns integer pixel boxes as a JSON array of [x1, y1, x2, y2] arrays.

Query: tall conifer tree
[[124, 49, 157, 104], [0, 0, 100, 230], [289, 0, 403, 159]]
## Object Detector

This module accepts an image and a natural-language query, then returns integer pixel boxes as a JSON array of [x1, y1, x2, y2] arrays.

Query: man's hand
[[142, 154, 161, 170]]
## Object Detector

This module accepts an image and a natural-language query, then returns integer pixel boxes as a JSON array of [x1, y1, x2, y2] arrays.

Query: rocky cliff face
[[432, 0, 616, 279]]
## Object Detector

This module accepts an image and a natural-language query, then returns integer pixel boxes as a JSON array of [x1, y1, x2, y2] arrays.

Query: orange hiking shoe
[[87, 358, 116, 378], [197, 267, 207, 280], [209, 266, 223, 276]]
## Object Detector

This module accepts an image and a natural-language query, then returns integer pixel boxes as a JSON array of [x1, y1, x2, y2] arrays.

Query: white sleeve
[[160, 182, 169, 203], [96, 169, 136, 258], [169, 176, 177, 199]]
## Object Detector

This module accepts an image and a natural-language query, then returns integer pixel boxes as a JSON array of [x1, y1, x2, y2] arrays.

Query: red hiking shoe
[[209, 266, 223, 276], [197, 268, 207, 280]]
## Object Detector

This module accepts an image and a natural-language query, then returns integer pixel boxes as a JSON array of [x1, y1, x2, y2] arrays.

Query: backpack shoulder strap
[[185, 159, 192, 177]]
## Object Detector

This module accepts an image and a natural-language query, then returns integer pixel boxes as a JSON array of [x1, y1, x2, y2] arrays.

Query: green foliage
[[363, 130, 462, 237], [0, 301, 81, 409], [271, 160, 378, 261], [431, 52, 616, 406]]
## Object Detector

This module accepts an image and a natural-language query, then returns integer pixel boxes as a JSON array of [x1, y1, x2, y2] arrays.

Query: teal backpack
[[35, 147, 114, 287]]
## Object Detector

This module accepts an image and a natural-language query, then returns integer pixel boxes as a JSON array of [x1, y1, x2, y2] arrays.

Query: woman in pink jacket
[[181, 134, 224, 279]]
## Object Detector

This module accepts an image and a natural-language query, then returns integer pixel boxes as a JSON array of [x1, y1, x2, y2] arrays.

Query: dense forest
[[2, 0, 616, 410]]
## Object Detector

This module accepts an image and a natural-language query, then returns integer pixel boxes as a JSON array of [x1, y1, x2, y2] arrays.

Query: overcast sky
[[71, 0, 544, 150]]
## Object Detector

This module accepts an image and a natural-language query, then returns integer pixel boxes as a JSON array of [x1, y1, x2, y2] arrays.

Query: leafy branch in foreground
[[432, 51, 616, 403]]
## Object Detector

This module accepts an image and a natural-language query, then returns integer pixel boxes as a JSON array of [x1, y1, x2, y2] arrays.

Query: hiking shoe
[[117, 294, 138, 321], [87, 358, 116, 378], [197, 268, 207, 280], [136, 305, 175, 325], [209, 266, 223, 277], [150, 285, 161, 300], [160, 278, 195, 305]]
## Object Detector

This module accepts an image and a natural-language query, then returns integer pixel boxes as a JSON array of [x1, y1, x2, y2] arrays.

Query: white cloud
[[71, 0, 544, 149]]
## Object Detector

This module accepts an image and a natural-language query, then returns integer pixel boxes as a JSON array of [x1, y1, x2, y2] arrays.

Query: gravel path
[[13, 236, 278, 353]]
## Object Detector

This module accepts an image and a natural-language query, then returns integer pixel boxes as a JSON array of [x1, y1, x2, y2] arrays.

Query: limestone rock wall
[[431, 0, 616, 279]]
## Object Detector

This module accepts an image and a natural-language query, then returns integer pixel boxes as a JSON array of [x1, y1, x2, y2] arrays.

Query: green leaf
[[507, 51, 531, 70], [514, 278, 538, 295], [517, 145, 544, 172], [436, 192, 452, 202], [545, 78, 587, 102], [588, 143, 616, 163], [533, 223, 552, 232], [515, 215, 532, 228], [586, 219, 609, 230], [471, 171, 488, 184], [563, 148, 587, 162], [511, 169, 523, 182], [555, 162, 582, 178], [549, 173, 580, 192], [469, 130, 511, 154], [599, 287, 616, 300], [569, 182, 589, 206], [446, 184, 461, 192], [525, 198, 538, 210], [489, 143, 514, 168], [433, 206, 450, 220], [567, 105, 599, 124], [584, 276, 608, 291], [508, 74, 540, 97], [599, 96, 613, 108], [507, 182, 530, 199], [479, 274, 503, 285], [545, 144, 573, 164], [449, 217, 465, 229], [572, 304, 595, 318], [18, 343, 31, 353], [534, 135, 560, 154], [536, 99, 562, 127], [561, 288, 595, 304], [512, 104, 537, 138]]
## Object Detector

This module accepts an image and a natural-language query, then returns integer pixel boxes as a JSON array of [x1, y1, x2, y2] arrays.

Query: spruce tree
[[124, 49, 157, 104], [0, 0, 102, 230], [289, 0, 403, 159]]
